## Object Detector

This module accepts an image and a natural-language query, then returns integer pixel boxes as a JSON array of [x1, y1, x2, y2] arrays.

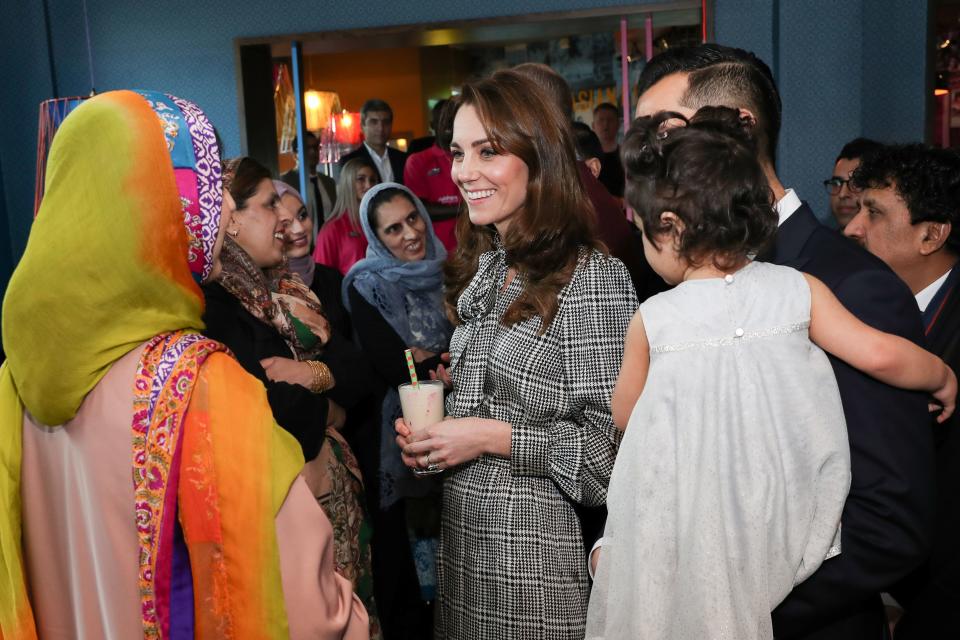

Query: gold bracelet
[[307, 360, 334, 394]]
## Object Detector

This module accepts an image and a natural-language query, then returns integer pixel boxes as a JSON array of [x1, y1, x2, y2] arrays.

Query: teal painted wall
[[0, 0, 931, 286]]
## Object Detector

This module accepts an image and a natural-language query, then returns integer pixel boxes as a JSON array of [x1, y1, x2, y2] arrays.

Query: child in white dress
[[586, 107, 956, 640]]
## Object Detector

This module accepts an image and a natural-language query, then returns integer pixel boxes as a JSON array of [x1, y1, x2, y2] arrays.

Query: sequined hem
[[824, 523, 842, 561], [650, 321, 810, 354]]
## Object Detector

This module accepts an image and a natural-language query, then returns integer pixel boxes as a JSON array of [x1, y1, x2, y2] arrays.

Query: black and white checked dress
[[438, 246, 638, 639]]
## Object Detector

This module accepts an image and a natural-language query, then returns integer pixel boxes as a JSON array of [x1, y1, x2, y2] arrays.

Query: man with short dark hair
[[824, 138, 882, 229], [571, 121, 604, 179], [844, 145, 960, 639], [591, 102, 624, 197], [339, 98, 407, 184], [631, 44, 933, 640], [281, 131, 336, 226]]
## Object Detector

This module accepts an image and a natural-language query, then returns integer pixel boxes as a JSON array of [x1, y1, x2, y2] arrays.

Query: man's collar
[[363, 141, 389, 159], [916, 267, 954, 312], [769, 197, 819, 268]]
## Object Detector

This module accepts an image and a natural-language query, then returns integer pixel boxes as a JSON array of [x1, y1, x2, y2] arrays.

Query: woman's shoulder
[[198, 350, 257, 387], [567, 248, 637, 298], [201, 283, 270, 341], [202, 282, 241, 316], [312, 263, 344, 291], [346, 281, 372, 309], [317, 215, 350, 244]]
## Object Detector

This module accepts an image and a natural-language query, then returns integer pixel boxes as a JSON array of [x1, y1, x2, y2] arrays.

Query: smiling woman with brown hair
[[395, 68, 638, 639]]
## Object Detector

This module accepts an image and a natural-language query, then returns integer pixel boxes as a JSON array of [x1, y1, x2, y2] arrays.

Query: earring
[[228, 228, 239, 237]]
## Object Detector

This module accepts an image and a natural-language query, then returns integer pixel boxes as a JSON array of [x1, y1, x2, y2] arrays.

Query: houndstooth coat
[[438, 246, 638, 639]]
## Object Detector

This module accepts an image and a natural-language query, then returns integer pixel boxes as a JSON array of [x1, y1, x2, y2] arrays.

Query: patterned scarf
[[217, 235, 327, 360]]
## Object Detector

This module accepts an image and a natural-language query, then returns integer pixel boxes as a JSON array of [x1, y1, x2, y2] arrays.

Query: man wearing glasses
[[824, 138, 882, 229]]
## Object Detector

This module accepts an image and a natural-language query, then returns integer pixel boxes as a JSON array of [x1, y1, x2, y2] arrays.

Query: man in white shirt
[[591, 43, 933, 640], [843, 143, 960, 640], [339, 98, 408, 185]]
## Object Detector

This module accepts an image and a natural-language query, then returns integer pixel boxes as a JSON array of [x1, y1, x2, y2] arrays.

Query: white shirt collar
[[363, 142, 393, 182], [915, 268, 954, 312], [364, 141, 389, 161], [774, 189, 803, 227]]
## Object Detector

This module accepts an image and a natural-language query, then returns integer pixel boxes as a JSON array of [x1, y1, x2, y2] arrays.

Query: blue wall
[[716, 0, 930, 223], [0, 0, 931, 287]]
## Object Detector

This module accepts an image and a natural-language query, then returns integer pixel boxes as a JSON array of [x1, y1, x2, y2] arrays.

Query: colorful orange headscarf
[[0, 90, 303, 639]]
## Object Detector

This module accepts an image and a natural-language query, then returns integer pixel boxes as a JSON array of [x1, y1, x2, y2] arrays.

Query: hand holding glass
[[398, 380, 446, 475]]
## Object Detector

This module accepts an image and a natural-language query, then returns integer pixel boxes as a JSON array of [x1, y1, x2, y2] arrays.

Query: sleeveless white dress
[[586, 261, 851, 640]]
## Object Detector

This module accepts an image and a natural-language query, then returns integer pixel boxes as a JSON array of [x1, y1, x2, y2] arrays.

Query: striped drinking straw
[[404, 348, 419, 387]]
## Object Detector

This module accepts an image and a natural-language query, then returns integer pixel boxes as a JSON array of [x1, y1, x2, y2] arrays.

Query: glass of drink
[[398, 380, 445, 476]]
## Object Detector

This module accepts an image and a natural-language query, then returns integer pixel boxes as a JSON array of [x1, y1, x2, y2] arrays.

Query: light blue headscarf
[[342, 183, 452, 511], [342, 182, 451, 353]]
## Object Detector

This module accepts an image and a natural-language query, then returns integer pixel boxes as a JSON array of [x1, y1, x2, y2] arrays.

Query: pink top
[[403, 146, 460, 255], [433, 218, 458, 255], [21, 344, 368, 640], [315, 214, 369, 276], [403, 145, 461, 208]]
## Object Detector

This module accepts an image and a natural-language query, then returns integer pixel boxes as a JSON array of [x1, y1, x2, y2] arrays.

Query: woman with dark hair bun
[[395, 69, 638, 638], [201, 157, 380, 638], [586, 107, 956, 640]]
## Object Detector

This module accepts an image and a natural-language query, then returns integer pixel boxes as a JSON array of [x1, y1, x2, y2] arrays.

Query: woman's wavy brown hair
[[444, 69, 599, 332]]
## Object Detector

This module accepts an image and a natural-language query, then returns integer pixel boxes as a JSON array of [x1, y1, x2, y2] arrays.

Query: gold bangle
[[307, 360, 334, 394]]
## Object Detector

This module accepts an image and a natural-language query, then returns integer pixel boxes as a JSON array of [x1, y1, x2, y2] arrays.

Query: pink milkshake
[[399, 380, 445, 475]]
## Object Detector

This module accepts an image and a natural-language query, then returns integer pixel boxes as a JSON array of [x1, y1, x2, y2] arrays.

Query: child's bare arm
[[805, 273, 956, 422], [612, 310, 651, 430]]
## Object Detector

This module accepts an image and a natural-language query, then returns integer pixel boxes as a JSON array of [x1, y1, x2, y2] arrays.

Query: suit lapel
[[388, 148, 404, 183], [771, 203, 819, 270], [925, 264, 960, 346]]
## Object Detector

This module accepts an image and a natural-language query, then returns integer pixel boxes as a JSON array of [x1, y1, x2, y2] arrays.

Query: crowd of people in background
[[0, 40, 958, 640]]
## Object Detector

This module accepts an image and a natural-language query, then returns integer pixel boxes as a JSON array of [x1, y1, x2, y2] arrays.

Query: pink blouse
[[314, 214, 368, 276]]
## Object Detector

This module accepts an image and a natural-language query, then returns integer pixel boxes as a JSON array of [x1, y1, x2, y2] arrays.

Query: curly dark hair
[[852, 144, 960, 254], [621, 105, 777, 268], [835, 137, 882, 163]]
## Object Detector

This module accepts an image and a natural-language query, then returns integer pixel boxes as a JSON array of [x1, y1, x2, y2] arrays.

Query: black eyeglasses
[[823, 177, 861, 195]]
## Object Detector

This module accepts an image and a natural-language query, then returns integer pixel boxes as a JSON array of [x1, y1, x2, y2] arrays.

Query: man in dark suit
[[280, 131, 337, 226], [844, 144, 960, 638], [633, 44, 935, 639], [339, 98, 407, 184]]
